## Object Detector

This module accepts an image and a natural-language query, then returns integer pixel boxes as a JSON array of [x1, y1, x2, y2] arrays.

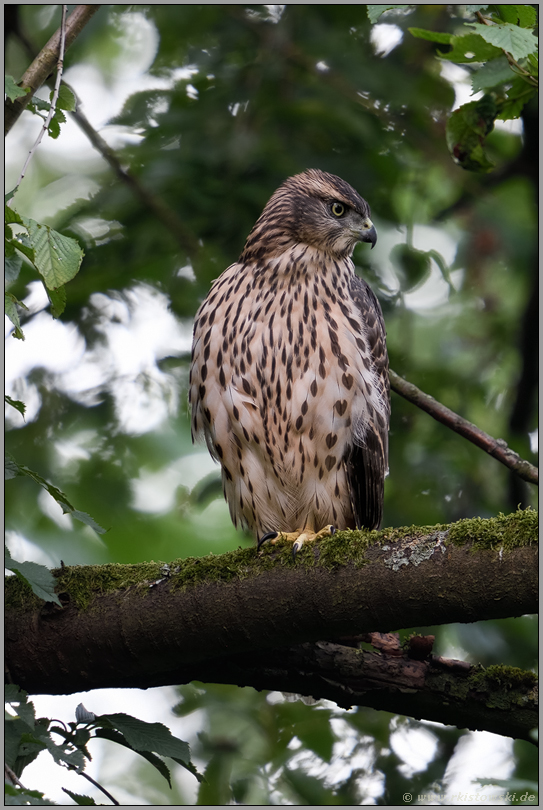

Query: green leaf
[[446, 95, 497, 172], [5, 247, 23, 286], [46, 284, 67, 318], [27, 97, 50, 113], [471, 55, 514, 91], [97, 713, 192, 764], [391, 244, 432, 291], [5, 75, 29, 102], [62, 790, 97, 806], [465, 4, 489, 12], [56, 84, 77, 112], [11, 236, 36, 266], [496, 75, 537, 120], [408, 28, 453, 45], [366, 5, 410, 24], [437, 32, 503, 63], [5, 204, 25, 226], [5, 549, 62, 607], [495, 5, 537, 28], [20, 217, 84, 290], [70, 509, 108, 534], [5, 396, 26, 418], [5, 293, 26, 340], [467, 23, 538, 61], [94, 727, 173, 787], [5, 685, 36, 729], [9, 462, 107, 534], [4, 784, 56, 805]]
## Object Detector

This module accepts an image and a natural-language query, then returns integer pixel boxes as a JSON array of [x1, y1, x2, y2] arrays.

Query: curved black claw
[[330, 525, 336, 536], [258, 531, 278, 550]]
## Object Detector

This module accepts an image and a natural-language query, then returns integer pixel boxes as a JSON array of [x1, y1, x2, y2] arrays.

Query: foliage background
[[5, 4, 537, 805]]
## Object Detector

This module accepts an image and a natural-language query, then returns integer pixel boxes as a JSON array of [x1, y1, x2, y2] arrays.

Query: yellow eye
[[331, 202, 346, 217]]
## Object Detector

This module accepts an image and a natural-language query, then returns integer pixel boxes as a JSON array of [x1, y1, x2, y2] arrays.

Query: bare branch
[[4, 5, 101, 136], [389, 369, 538, 486]]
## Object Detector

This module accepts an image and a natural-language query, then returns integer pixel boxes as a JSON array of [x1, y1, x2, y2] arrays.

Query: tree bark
[[4, 5, 100, 136], [5, 511, 537, 740]]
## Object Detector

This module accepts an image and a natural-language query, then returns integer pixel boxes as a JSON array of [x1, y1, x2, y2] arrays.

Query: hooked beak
[[359, 218, 377, 249]]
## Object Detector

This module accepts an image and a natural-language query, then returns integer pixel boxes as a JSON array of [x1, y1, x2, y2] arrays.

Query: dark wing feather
[[346, 273, 390, 529]]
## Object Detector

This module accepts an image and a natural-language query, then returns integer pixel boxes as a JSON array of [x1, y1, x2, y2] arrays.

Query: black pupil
[[333, 203, 344, 216]]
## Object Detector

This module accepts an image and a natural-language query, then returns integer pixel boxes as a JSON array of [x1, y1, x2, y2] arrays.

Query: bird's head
[[240, 169, 376, 263]]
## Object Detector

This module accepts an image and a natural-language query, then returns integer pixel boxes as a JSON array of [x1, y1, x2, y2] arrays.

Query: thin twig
[[65, 83, 200, 258], [11, 6, 68, 197], [63, 771, 120, 806], [4, 5, 101, 136], [5, 763, 26, 789], [389, 369, 538, 486]]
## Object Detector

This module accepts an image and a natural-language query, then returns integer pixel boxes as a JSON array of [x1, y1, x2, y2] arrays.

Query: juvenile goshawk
[[190, 169, 389, 553]]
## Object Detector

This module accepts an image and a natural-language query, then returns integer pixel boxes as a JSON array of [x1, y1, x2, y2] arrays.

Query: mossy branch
[[5, 509, 537, 740]]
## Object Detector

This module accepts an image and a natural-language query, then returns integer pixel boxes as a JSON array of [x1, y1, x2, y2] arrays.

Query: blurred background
[[5, 5, 537, 805]]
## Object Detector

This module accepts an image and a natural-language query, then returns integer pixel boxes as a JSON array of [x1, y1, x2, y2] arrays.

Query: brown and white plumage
[[189, 169, 389, 547]]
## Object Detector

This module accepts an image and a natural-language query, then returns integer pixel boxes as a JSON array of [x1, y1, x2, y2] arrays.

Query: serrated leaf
[[366, 5, 410, 24], [70, 509, 108, 535], [408, 27, 453, 45], [5, 554, 62, 606], [27, 97, 51, 113], [43, 733, 86, 772], [94, 727, 173, 787], [20, 217, 84, 290], [5, 204, 25, 226], [7, 462, 107, 534], [97, 713, 192, 764], [5, 396, 26, 418], [5, 687, 36, 730], [62, 789, 97, 806], [467, 22, 538, 61], [56, 84, 77, 112], [5, 75, 29, 102], [46, 284, 67, 318], [471, 55, 514, 91], [5, 684, 28, 704], [437, 32, 503, 63]]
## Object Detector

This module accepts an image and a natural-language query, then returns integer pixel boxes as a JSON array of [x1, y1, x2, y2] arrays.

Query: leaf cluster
[[5, 686, 201, 806], [391, 4, 539, 171]]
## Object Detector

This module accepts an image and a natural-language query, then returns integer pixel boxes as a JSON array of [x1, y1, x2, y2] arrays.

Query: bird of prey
[[189, 169, 389, 554]]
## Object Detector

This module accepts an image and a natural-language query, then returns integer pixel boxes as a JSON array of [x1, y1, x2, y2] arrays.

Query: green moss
[[447, 507, 538, 551], [5, 509, 537, 612], [468, 664, 538, 709]]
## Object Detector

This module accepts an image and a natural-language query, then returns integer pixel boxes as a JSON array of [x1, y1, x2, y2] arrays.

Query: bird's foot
[[258, 525, 335, 558]]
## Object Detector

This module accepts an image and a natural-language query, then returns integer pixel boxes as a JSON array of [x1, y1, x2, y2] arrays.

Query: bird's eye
[[330, 202, 346, 218]]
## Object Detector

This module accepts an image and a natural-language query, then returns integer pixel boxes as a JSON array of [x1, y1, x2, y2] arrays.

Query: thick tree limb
[[5, 5, 101, 137], [5, 511, 537, 742], [389, 370, 538, 486], [171, 635, 537, 744]]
